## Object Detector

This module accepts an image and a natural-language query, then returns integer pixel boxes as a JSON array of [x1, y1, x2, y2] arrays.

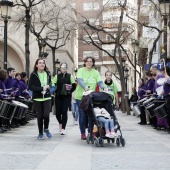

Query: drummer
[[161, 66, 170, 133], [150, 65, 165, 93], [146, 72, 155, 95], [138, 79, 147, 125]]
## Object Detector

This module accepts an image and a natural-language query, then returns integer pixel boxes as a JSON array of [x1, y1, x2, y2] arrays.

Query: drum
[[143, 97, 155, 108], [0, 101, 18, 122], [145, 103, 155, 118], [154, 103, 167, 119], [132, 104, 141, 117], [138, 97, 148, 106], [12, 100, 28, 119]]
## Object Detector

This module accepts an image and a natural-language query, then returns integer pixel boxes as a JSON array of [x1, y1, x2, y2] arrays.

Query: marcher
[[52, 63, 76, 135], [75, 56, 105, 140], [28, 59, 52, 139], [138, 79, 147, 125], [104, 71, 119, 109], [72, 90, 79, 125]]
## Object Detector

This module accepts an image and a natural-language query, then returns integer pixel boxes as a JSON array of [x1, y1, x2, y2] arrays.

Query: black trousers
[[55, 95, 71, 129], [165, 99, 170, 129], [140, 106, 147, 124], [33, 99, 51, 134]]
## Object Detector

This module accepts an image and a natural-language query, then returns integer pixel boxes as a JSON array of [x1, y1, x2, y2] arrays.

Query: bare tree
[[30, 0, 77, 75], [13, 0, 45, 76], [75, 0, 136, 114]]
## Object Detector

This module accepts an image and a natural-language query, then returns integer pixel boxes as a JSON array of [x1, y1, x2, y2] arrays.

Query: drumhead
[[146, 103, 154, 109], [12, 100, 28, 108]]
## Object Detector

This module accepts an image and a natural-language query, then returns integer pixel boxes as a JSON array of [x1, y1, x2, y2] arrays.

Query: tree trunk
[[25, 9, 31, 76], [52, 48, 56, 76]]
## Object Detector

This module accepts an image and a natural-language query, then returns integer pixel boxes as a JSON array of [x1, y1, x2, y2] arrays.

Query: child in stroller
[[94, 107, 117, 138]]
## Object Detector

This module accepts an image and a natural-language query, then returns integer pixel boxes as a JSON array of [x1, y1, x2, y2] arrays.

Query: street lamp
[[38, 39, 49, 59], [131, 39, 139, 91], [55, 59, 60, 75], [158, 0, 170, 61], [124, 67, 129, 92], [0, 0, 13, 70]]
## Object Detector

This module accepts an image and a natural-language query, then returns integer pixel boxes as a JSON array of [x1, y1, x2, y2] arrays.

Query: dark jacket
[[56, 72, 76, 96], [28, 70, 51, 99], [0, 79, 7, 99]]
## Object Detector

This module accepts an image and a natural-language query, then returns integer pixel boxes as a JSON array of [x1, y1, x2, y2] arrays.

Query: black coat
[[28, 70, 51, 99]]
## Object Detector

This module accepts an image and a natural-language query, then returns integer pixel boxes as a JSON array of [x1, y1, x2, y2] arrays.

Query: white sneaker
[[110, 132, 118, 138], [74, 121, 78, 125], [105, 133, 110, 138], [60, 129, 66, 135]]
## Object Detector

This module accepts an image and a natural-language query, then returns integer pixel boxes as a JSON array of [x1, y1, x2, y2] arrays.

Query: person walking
[[28, 59, 52, 139], [52, 63, 76, 135], [75, 56, 105, 140], [103, 70, 119, 109]]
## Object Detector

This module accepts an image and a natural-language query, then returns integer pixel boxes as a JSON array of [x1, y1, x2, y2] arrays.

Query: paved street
[[0, 111, 170, 170]]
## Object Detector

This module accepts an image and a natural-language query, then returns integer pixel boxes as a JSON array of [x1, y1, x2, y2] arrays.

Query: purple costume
[[138, 84, 147, 99], [0, 79, 7, 99], [154, 73, 165, 92], [146, 79, 155, 94]]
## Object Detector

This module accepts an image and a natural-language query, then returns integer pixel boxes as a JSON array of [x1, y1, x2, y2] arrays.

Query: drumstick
[[140, 88, 147, 92], [3, 88, 12, 91]]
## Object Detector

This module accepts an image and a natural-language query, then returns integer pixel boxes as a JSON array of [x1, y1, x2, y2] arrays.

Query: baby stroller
[[80, 91, 125, 147]]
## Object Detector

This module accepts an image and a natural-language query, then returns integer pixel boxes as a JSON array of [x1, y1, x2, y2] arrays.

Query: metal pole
[[4, 18, 8, 70], [134, 52, 137, 90]]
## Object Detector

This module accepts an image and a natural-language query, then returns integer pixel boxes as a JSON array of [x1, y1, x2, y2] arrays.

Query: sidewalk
[[0, 111, 170, 170]]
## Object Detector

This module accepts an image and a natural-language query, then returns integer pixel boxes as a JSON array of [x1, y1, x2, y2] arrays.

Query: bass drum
[[154, 103, 167, 119]]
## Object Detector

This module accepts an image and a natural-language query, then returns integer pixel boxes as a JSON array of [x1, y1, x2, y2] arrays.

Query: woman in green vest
[[104, 71, 119, 109], [29, 59, 52, 139]]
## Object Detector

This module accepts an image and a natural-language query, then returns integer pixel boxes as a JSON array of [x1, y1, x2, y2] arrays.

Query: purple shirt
[[146, 79, 155, 94], [138, 84, 147, 99], [0, 79, 7, 99], [154, 73, 165, 92]]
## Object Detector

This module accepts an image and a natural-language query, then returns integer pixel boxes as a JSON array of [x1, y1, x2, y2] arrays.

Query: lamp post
[[0, 0, 13, 70], [55, 59, 60, 75], [131, 39, 139, 90], [158, 0, 170, 61], [38, 38, 49, 59], [124, 67, 129, 92]]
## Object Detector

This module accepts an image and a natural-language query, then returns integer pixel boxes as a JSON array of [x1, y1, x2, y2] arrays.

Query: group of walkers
[[132, 65, 170, 133], [0, 57, 119, 140]]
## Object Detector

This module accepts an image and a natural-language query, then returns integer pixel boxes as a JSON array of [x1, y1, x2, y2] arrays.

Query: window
[[83, 51, 99, 59], [106, 35, 114, 42], [143, 0, 150, 5], [89, 18, 100, 26], [83, 2, 100, 11], [103, 48, 127, 56], [83, 35, 99, 43]]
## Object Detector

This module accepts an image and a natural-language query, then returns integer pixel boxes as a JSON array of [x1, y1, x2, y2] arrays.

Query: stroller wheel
[[107, 139, 110, 143], [94, 138, 100, 147], [86, 134, 90, 144], [99, 137, 104, 147], [116, 138, 120, 147], [120, 137, 125, 147]]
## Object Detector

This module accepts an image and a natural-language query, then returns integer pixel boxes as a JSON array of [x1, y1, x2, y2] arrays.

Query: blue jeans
[[72, 102, 79, 121], [76, 99, 85, 134], [97, 116, 114, 131]]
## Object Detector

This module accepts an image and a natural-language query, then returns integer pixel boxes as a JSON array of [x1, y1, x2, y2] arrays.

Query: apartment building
[[71, 0, 138, 92]]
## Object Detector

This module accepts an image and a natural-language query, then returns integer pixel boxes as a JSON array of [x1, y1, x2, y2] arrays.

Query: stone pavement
[[0, 111, 170, 170]]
